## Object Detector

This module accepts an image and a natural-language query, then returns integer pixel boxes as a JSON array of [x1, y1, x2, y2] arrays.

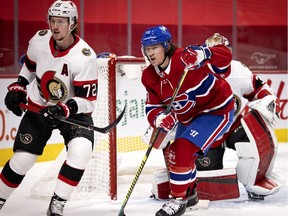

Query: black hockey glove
[[40, 99, 78, 127], [4, 76, 28, 116]]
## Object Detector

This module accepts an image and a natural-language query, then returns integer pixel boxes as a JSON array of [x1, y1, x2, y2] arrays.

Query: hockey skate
[[156, 198, 187, 216], [186, 191, 198, 209], [0, 198, 5, 210], [247, 191, 265, 201], [47, 193, 67, 216]]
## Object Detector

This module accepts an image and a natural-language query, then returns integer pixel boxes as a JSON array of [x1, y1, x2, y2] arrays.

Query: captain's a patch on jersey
[[38, 30, 48, 36], [82, 48, 91, 56]]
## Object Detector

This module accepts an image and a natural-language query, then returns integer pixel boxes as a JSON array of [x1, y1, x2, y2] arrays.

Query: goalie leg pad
[[235, 110, 284, 196], [151, 168, 240, 201], [196, 169, 240, 200], [225, 121, 249, 150], [152, 168, 170, 200], [245, 172, 285, 196]]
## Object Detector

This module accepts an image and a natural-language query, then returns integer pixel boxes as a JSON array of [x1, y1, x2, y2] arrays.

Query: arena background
[[0, 0, 287, 165]]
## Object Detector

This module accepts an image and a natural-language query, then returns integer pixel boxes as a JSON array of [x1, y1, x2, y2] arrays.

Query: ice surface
[[0, 144, 287, 216]]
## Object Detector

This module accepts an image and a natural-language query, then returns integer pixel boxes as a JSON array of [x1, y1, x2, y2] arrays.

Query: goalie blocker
[[151, 109, 284, 201]]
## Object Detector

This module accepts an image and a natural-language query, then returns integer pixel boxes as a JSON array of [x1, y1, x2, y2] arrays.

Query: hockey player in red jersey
[[150, 33, 284, 205], [0, 1, 97, 215], [141, 25, 235, 216]]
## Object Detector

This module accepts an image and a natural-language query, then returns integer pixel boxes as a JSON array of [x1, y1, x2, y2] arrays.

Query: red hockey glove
[[181, 46, 197, 68], [181, 44, 212, 70], [4, 76, 28, 116], [155, 113, 177, 132]]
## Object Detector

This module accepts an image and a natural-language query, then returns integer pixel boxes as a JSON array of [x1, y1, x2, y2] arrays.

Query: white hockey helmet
[[205, 33, 230, 47], [48, 0, 78, 26]]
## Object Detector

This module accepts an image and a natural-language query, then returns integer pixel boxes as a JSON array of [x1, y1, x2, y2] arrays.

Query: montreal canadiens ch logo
[[40, 71, 68, 103], [172, 92, 195, 114]]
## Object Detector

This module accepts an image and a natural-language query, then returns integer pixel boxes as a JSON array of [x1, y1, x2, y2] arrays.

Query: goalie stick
[[19, 103, 125, 134], [118, 66, 189, 216]]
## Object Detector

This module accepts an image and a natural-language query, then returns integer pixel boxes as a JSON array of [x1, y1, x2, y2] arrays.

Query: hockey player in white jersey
[[197, 33, 284, 200], [150, 33, 284, 205], [0, 1, 97, 215]]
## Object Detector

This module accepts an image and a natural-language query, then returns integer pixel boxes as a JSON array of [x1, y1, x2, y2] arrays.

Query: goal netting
[[30, 57, 166, 201]]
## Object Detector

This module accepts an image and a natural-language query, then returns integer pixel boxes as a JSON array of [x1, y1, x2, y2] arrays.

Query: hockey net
[[30, 57, 165, 200]]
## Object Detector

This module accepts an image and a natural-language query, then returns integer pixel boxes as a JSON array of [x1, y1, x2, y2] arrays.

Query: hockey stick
[[19, 103, 125, 134], [118, 66, 189, 216]]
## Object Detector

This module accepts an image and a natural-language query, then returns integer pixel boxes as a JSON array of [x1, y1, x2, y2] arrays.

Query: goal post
[[30, 56, 166, 201], [108, 56, 149, 200]]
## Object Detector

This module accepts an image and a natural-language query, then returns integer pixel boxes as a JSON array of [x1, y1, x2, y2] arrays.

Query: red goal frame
[[107, 57, 146, 200]]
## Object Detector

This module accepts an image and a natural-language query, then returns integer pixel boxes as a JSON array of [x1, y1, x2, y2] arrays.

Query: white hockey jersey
[[20, 29, 98, 114], [215, 60, 274, 121], [225, 60, 253, 120]]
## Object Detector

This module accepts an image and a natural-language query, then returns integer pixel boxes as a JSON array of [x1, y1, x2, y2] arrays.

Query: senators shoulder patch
[[233, 94, 241, 116], [82, 48, 91, 56], [38, 30, 48, 36]]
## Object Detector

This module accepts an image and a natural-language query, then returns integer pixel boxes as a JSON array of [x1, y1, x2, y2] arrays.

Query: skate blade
[[187, 199, 210, 211]]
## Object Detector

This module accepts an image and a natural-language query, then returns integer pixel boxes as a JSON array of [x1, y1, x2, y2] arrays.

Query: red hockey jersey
[[142, 45, 234, 126]]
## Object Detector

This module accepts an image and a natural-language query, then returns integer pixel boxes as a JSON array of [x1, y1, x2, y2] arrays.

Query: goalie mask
[[48, 0, 78, 29], [205, 33, 230, 48]]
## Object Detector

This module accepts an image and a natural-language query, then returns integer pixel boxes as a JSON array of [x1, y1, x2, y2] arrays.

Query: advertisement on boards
[[0, 73, 287, 152]]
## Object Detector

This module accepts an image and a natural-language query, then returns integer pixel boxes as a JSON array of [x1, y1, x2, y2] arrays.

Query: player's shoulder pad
[[29, 29, 51, 44], [38, 29, 49, 36], [77, 36, 96, 58], [232, 60, 247, 68], [231, 60, 252, 76]]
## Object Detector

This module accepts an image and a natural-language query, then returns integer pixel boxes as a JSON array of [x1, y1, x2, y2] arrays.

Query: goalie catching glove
[[181, 44, 212, 70], [40, 99, 78, 127], [247, 95, 280, 126], [5, 76, 29, 116]]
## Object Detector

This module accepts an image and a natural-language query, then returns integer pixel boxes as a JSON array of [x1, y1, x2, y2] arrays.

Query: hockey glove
[[155, 113, 177, 132], [40, 99, 78, 127], [5, 76, 28, 116], [181, 44, 212, 70], [248, 95, 280, 126], [142, 125, 176, 149]]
